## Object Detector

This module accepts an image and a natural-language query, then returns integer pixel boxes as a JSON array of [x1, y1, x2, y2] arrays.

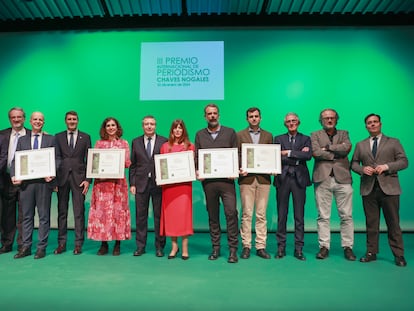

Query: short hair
[[65, 111, 78, 119], [319, 108, 339, 123], [204, 103, 219, 115], [142, 115, 156, 124], [246, 107, 261, 118], [99, 117, 123, 140], [284, 112, 300, 123], [8, 107, 25, 119], [364, 113, 381, 124]]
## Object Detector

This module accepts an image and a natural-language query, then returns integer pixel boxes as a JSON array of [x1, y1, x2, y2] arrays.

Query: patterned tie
[[69, 132, 74, 149], [8, 132, 20, 167], [146, 137, 152, 158], [372, 136, 378, 158], [33, 134, 39, 149]]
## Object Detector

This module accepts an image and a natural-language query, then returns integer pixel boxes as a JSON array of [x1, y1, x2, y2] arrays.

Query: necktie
[[33, 134, 39, 150], [8, 132, 20, 167], [290, 135, 295, 149], [69, 132, 74, 149], [372, 136, 378, 158], [146, 137, 152, 158]]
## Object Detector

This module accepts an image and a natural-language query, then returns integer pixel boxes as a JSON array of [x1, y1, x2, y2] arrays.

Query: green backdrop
[[1, 27, 413, 232]]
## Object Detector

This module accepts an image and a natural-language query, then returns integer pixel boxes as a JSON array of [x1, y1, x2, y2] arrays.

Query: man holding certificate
[[237, 107, 273, 260], [11, 111, 58, 260], [195, 103, 239, 263]]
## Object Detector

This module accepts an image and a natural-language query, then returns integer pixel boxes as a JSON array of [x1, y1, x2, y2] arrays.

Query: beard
[[208, 120, 218, 128]]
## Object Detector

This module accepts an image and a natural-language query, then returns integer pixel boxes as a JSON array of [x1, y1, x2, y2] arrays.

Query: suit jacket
[[351, 134, 408, 196], [129, 134, 168, 193], [55, 130, 91, 187], [10, 132, 59, 190], [236, 127, 273, 185], [311, 129, 352, 184], [274, 132, 312, 189], [0, 135, 7, 188]]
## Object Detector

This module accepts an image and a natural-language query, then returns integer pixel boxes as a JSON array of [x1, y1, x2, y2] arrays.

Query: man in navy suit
[[54, 111, 91, 255], [351, 113, 408, 267], [274, 112, 312, 260], [129, 115, 167, 257], [12, 111, 59, 259]]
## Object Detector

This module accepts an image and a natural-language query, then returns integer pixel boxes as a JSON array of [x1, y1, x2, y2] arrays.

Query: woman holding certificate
[[160, 119, 194, 260], [87, 117, 131, 256]]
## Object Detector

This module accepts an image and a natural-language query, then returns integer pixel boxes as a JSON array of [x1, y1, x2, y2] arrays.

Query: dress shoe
[[0, 245, 12, 254], [240, 247, 250, 259], [133, 248, 145, 256], [294, 250, 306, 261], [181, 255, 190, 260], [34, 249, 46, 259], [316, 247, 329, 259], [97, 242, 109, 256], [395, 256, 407, 267], [275, 248, 286, 259], [73, 246, 82, 255], [208, 248, 220, 260], [14, 247, 31, 259], [53, 244, 66, 255], [168, 248, 179, 259], [256, 249, 271, 259], [344, 247, 356, 261], [360, 252, 377, 263], [228, 249, 238, 263], [156, 248, 164, 257]]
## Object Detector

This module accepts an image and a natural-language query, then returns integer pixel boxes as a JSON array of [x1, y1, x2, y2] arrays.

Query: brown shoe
[[97, 242, 108, 256], [73, 246, 82, 255], [113, 241, 121, 256], [54, 244, 66, 255]]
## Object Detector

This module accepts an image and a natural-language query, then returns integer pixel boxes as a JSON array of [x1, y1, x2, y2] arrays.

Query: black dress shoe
[[294, 250, 306, 261], [14, 247, 31, 259], [54, 244, 66, 255], [275, 249, 286, 259], [344, 247, 356, 261], [228, 249, 238, 263], [168, 248, 179, 259], [73, 246, 82, 255], [240, 247, 250, 259], [0, 245, 12, 254], [256, 249, 271, 259], [395, 256, 407, 267], [156, 248, 164, 257], [133, 248, 145, 256], [34, 249, 46, 259], [316, 247, 329, 259], [360, 252, 377, 263], [208, 249, 220, 260]]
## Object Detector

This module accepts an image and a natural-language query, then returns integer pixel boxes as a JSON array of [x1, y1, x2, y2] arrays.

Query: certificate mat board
[[154, 150, 196, 186], [198, 148, 239, 179], [86, 148, 125, 179], [241, 143, 282, 174], [14, 147, 56, 180]]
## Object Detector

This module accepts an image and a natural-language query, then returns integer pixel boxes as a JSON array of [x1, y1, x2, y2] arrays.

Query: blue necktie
[[33, 134, 39, 149], [372, 136, 377, 158], [146, 137, 152, 158]]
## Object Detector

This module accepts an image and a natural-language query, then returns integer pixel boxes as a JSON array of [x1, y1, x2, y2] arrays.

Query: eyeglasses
[[285, 119, 298, 124]]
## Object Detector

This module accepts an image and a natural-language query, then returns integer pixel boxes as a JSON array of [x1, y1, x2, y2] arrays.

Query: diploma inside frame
[[198, 148, 239, 179], [14, 147, 56, 181], [241, 143, 281, 174], [154, 150, 196, 186], [86, 148, 125, 179]]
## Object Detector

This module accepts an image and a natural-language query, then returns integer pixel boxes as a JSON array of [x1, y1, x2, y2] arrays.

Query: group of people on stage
[[0, 104, 408, 267]]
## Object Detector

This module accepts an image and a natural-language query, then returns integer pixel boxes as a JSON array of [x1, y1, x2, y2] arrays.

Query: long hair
[[167, 119, 190, 151], [99, 117, 123, 140]]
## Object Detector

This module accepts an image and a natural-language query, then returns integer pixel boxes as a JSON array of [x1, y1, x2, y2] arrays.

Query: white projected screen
[[140, 41, 224, 100]]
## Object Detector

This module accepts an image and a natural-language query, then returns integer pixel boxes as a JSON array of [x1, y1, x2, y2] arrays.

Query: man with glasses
[[311, 108, 356, 261]]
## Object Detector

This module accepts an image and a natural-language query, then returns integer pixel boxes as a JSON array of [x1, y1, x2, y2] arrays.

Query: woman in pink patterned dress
[[87, 117, 131, 256], [160, 119, 194, 260]]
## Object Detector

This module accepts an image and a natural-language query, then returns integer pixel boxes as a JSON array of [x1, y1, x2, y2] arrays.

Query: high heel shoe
[[168, 248, 179, 259], [181, 255, 190, 260]]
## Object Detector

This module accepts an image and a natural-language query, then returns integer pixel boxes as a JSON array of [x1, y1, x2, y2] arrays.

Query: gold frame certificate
[[86, 148, 125, 179], [14, 147, 56, 180], [154, 150, 196, 186], [241, 143, 281, 174], [198, 148, 239, 179]]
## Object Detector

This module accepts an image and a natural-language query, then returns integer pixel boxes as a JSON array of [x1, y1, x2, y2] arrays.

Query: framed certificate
[[14, 147, 56, 180], [198, 148, 239, 179], [241, 143, 281, 174], [86, 148, 125, 179], [154, 150, 196, 186]]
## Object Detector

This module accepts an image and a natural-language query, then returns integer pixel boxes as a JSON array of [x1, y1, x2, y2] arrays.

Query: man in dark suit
[[274, 112, 312, 261], [0, 107, 29, 254], [0, 136, 8, 232], [54, 111, 91, 255], [12, 111, 59, 259], [130, 115, 167, 257], [351, 113, 408, 267], [195, 103, 239, 263], [237, 107, 272, 260]]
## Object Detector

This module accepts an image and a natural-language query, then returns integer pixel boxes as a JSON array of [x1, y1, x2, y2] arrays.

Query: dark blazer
[[129, 134, 168, 193], [273, 132, 312, 189], [11, 132, 59, 190], [351, 134, 408, 196], [236, 127, 273, 185], [0, 135, 7, 188], [55, 130, 91, 187]]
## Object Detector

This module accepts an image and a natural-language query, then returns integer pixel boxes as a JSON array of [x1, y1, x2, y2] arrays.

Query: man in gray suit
[[311, 108, 356, 261], [351, 113, 408, 267]]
